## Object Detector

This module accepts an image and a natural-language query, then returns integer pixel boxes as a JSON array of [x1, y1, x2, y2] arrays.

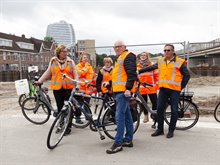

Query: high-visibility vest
[[85, 73, 97, 95], [76, 62, 94, 94], [50, 59, 74, 90], [137, 62, 158, 94], [158, 56, 185, 91], [112, 51, 137, 93], [100, 68, 113, 93]]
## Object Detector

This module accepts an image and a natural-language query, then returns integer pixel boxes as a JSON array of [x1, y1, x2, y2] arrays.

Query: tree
[[44, 36, 55, 42]]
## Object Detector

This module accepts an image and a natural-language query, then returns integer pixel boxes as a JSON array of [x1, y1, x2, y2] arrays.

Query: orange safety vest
[[85, 73, 97, 95], [112, 51, 137, 93], [50, 58, 74, 90], [100, 68, 113, 93], [137, 62, 159, 94], [158, 56, 184, 91], [76, 62, 94, 94]]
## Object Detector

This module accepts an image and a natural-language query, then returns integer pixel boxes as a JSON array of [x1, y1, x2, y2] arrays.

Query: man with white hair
[[106, 40, 137, 154]]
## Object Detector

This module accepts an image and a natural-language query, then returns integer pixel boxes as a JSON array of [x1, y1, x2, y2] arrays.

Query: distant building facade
[[76, 39, 96, 67], [46, 20, 76, 46], [0, 32, 55, 81]]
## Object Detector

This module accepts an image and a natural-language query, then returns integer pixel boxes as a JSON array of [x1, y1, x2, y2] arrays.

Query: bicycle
[[214, 101, 220, 122], [21, 83, 54, 125], [135, 81, 199, 130], [46, 74, 140, 149]]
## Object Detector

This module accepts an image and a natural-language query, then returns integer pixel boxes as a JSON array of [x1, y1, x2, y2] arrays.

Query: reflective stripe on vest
[[112, 51, 136, 93], [158, 57, 184, 91]]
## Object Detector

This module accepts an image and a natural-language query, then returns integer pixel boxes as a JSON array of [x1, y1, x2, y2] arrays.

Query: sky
[[0, 0, 220, 54]]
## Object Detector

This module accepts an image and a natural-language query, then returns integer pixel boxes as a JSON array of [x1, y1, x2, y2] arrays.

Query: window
[[16, 42, 34, 50], [6, 52, 11, 60], [3, 52, 6, 60], [0, 38, 13, 47], [21, 54, 26, 61], [14, 53, 18, 61]]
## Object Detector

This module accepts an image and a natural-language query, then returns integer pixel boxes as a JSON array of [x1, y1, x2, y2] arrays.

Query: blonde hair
[[55, 45, 66, 57], [140, 51, 150, 59], [103, 57, 113, 64], [79, 51, 90, 62]]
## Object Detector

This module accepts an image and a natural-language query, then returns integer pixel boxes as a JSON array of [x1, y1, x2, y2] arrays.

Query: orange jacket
[[50, 58, 74, 90], [100, 68, 112, 93], [137, 61, 158, 94], [112, 51, 137, 93], [76, 62, 94, 94], [158, 56, 184, 91]]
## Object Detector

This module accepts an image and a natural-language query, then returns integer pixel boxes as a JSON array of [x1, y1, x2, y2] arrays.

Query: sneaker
[[106, 143, 123, 154], [166, 132, 174, 139], [143, 115, 149, 123], [122, 141, 133, 147], [76, 120, 83, 124], [151, 129, 164, 137]]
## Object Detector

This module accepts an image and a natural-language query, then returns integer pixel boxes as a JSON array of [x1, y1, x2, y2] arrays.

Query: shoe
[[106, 143, 123, 154], [151, 129, 164, 137], [76, 120, 83, 124], [64, 128, 71, 136], [166, 132, 174, 138], [143, 115, 149, 123], [122, 141, 133, 148]]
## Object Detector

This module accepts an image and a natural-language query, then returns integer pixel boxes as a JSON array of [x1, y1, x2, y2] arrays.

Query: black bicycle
[[46, 75, 140, 149], [214, 101, 220, 122], [135, 81, 199, 130]]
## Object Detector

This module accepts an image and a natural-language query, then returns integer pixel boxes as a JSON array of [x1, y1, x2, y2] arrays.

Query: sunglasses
[[164, 49, 171, 52]]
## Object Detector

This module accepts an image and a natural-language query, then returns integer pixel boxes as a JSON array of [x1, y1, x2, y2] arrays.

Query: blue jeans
[[157, 88, 180, 132], [114, 93, 134, 145]]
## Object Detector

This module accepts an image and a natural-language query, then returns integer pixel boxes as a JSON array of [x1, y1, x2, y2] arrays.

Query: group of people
[[36, 40, 190, 154]]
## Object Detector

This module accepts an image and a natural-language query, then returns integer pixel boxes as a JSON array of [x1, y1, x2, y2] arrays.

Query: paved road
[[0, 111, 220, 165]]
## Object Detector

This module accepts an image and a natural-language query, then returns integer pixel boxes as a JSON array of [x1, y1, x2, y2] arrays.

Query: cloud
[[0, 0, 219, 54]]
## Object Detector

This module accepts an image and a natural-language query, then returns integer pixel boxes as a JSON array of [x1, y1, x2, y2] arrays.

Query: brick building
[[0, 32, 56, 81]]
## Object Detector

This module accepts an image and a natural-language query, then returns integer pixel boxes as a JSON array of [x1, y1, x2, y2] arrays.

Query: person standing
[[106, 41, 137, 154], [96, 57, 113, 96], [36, 45, 78, 135], [137, 51, 158, 123], [139, 44, 190, 138]]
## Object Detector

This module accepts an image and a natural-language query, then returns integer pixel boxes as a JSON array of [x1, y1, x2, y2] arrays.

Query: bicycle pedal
[[100, 135, 105, 140]]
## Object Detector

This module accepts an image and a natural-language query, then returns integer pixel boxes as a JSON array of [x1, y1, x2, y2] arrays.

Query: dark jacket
[[96, 68, 113, 93], [114, 50, 137, 91], [139, 56, 190, 90]]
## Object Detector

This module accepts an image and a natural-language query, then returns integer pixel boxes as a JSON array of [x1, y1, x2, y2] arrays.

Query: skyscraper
[[46, 20, 76, 46]]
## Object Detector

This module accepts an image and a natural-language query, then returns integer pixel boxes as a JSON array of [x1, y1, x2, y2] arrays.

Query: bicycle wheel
[[21, 97, 50, 125], [102, 103, 140, 140], [18, 94, 29, 107], [214, 103, 220, 122], [47, 107, 71, 149], [164, 99, 199, 130], [72, 102, 92, 128]]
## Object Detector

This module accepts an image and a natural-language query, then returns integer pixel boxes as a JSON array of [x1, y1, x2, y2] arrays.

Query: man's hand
[[102, 82, 110, 87], [34, 81, 43, 86], [98, 92, 103, 97], [124, 90, 131, 97]]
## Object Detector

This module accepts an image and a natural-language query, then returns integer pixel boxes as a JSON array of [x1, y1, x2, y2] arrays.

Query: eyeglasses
[[113, 45, 124, 49], [164, 49, 171, 52]]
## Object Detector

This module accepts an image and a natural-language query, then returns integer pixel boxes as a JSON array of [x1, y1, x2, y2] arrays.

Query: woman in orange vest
[[76, 52, 95, 101], [96, 57, 113, 96], [36, 45, 78, 135], [137, 52, 158, 123]]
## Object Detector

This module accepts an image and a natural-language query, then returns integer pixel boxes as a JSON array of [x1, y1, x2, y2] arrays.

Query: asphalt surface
[[0, 110, 220, 165]]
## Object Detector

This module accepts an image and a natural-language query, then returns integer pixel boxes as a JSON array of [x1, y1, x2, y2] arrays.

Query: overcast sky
[[0, 0, 219, 54]]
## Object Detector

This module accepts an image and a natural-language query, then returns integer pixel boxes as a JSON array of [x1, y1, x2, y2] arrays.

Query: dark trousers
[[53, 88, 72, 113], [141, 93, 157, 115], [157, 88, 180, 132]]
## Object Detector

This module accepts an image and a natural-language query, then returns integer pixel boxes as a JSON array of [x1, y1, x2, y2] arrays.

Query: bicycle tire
[[164, 99, 199, 130], [18, 94, 28, 107], [47, 107, 71, 149], [72, 101, 92, 128], [102, 103, 140, 140], [214, 102, 220, 123], [21, 97, 50, 125]]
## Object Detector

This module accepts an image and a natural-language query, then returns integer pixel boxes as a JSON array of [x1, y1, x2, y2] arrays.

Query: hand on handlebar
[[34, 81, 43, 86]]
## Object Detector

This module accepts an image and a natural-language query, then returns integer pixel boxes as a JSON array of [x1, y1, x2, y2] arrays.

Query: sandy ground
[[0, 77, 220, 113]]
